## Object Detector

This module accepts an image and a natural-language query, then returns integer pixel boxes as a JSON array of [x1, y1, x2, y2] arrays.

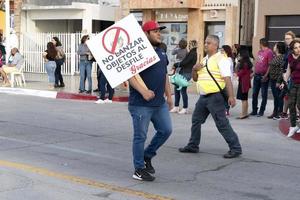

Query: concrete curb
[[0, 87, 129, 102]]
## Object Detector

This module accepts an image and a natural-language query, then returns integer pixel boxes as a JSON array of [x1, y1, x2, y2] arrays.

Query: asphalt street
[[0, 93, 299, 200]]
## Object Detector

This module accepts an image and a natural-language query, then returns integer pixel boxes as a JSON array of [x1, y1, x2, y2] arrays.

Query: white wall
[[21, 2, 116, 33], [204, 0, 238, 6]]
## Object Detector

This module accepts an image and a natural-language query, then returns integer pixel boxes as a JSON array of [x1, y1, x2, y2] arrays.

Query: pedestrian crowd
[[0, 23, 299, 183], [126, 21, 300, 182]]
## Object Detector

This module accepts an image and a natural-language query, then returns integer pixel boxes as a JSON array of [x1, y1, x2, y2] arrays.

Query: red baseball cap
[[142, 20, 166, 32]]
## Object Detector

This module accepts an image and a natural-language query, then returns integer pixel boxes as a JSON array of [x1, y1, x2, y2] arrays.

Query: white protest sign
[[87, 14, 160, 88]]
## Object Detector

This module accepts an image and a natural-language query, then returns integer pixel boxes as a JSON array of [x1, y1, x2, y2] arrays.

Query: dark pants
[[288, 84, 300, 127], [252, 74, 269, 114], [270, 79, 283, 115], [186, 93, 242, 153], [54, 63, 64, 85], [99, 71, 114, 100], [174, 85, 188, 108], [95, 65, 101, 90]]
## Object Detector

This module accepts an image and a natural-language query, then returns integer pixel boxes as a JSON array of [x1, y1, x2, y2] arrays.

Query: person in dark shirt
[[43, 42, 57, 88], [236, 48, 253, 119], [281, 39, 300, 137], [128, 21, 173, 182], [267, 42, 285, 119], [280, 31, 296, 119], [170, 40, 197, 114]]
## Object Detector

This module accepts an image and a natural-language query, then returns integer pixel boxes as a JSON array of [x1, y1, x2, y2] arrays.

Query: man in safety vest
[[178, 35, 242, 159]]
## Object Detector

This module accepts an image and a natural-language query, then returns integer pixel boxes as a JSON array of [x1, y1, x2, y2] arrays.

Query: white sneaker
[[178, 108, 188, 114], [296, 128, 300, 134], [104, 99, 113, 103], [170, 107, 179, 113], [95, 99, 105, 104], [287, 126, 299, 137]]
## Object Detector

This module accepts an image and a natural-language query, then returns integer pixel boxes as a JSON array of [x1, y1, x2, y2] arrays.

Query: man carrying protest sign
[[128, 21, 173, 181]]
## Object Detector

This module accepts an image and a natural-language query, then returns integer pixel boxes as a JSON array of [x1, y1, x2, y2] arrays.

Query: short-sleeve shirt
[[129, 47, 168, 107], [255, 48, 273, 75], [219, 57, 234, 79], [288, 54, 300, 84]]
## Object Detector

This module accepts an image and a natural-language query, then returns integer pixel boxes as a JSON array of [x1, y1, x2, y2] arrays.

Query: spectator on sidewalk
[[43, 42, 57, 89], [52, 37, 65, 88], [280, 31, 296, 119], [178, 35, 242, 159], [221, 45, 234, 116], [232, 44, 240, 69], [95, 67, 114, 104], [267, 42, 286, 120], [0, 48, 24, 86], [128, 20, 173, 181], [281, 39, 300, 137], [78, 35, 93, 94], [171, 39, 188, 63], [0, 33, 6, 65], [170, 40, 197, 114], [236, 47, 253, 119], [250, 38, 273, 117]]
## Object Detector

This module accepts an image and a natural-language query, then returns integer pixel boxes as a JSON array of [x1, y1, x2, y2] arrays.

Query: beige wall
[[124, 0, 254, 59], [0, 10, 5, 35], [188, 8, 204, 59], [253, 0, 300, 57], [128, 0, 201, 9]]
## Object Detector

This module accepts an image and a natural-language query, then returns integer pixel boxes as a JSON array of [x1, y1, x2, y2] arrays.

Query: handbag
[[170, 66, 192, 90], [205, 59, 228, 102]]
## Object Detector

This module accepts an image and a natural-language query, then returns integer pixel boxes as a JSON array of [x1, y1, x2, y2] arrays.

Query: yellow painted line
[[0, 160, 174, 200]]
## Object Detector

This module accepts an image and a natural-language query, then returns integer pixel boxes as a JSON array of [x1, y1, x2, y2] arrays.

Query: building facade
[[121, 0, 254, 62], [21, 0, 119, 34], [0, 0, 19, 36], [252, 0, 300, 56]]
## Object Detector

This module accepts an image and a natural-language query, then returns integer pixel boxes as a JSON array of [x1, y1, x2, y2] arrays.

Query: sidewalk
[[0, 72, 201, 102], [0, 73, 130, 102]]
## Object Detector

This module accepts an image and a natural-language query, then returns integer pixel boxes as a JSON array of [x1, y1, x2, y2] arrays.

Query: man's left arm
[[224, 76, 236, 107], [165, 74, 173, 110]]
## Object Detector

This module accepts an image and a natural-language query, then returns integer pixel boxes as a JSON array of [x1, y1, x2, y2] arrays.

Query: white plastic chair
[[9, 64, 26, 88]]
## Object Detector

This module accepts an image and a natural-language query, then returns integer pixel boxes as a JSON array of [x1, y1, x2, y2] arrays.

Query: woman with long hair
[[77, 35, 93, 94], [236, 48, 253, 119], [170, 40, 197, 114], [221, 45, 234, 115], [267, 42, 286, 119], [43, 42, 57, 88], [52, 37, 65, 88], [281, 39, 300, 137]]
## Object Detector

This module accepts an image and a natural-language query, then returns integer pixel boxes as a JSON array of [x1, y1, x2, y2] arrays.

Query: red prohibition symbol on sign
[[102, 26, 130, 54]]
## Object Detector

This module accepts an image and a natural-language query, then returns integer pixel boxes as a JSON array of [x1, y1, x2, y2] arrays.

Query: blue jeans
[[45, 61, 56, 83], [252, 74, 269, 114], [187, 93, 242, 153], [174, 85, 188, 108], [79, 60, 92, 91], [128, 103, 172, 170], [270, 79, 283, 115]]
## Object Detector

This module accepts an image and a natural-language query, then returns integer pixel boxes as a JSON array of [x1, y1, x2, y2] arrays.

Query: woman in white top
[[221, 45, 235, 115]]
